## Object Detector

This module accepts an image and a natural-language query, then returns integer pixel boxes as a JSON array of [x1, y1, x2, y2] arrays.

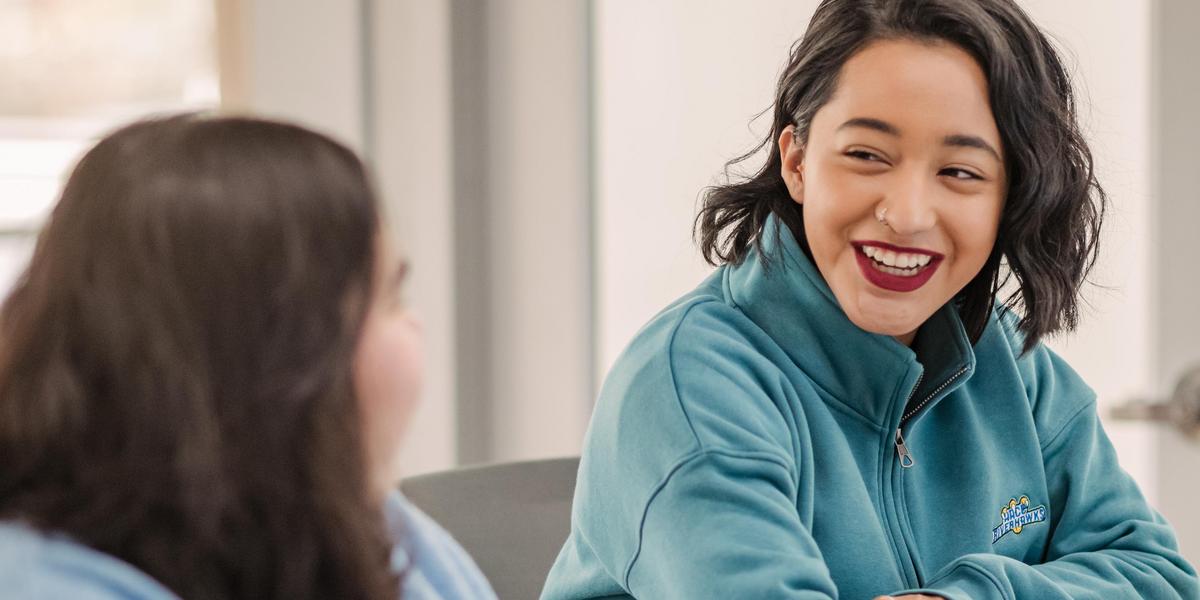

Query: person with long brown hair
[[0, 114, 495, 600]]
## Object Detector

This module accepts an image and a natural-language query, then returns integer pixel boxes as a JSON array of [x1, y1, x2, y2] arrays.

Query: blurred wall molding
[[213, 0, 365, 150], [438, 0, 595, 465], [1150, 0, 1200, 564]]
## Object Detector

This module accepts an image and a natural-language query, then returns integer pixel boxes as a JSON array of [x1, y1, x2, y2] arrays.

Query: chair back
[[400, 457, 580, 599]]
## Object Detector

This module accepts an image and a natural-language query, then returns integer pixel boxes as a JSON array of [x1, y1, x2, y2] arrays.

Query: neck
[[894, 330, 918, 346]]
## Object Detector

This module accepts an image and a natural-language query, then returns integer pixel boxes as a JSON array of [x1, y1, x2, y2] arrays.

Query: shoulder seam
[[664, 299, 720, 452], [620, 449, 795, 590], [721, 266, 741, 310], [1038, 396, 1096, 453]]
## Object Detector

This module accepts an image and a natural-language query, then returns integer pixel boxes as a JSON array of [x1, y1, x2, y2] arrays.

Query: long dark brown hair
[[695, 0, 1105, 353], [0, 114, 398, 599]]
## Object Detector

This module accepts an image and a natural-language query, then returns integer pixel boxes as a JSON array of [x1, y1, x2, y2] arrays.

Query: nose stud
[[876, 207, 889, 227]]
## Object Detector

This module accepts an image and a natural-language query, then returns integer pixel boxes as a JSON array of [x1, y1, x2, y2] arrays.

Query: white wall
[[0, 237, 33, 293], [593, 0, 817, 375], [218, 0, 365, 150], [1150, 0, 1200, 565], [482, 0, 593, 462]]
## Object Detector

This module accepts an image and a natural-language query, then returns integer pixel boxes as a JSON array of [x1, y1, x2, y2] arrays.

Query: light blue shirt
[[0, 491, 496, 599]]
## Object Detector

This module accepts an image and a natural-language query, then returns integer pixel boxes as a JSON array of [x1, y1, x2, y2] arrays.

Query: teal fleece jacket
[[542, 221, 1197, 600]]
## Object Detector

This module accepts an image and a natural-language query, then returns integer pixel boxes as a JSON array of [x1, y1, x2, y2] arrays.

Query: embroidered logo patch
[[991, 495, 1047, 544]]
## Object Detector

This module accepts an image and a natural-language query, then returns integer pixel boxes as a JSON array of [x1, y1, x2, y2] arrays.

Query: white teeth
[[878, 265, 910, 276], [859, 245, 935, 270]]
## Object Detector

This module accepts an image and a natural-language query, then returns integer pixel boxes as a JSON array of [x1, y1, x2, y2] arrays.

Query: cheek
[[800, 167, 878, 249], [354, 312, 425, 446], [949, 198, 1003, 267]]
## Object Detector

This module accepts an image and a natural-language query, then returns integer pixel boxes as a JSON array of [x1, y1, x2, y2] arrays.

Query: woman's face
[[354, 241, 424, 498], [779, 39, 1006, 345]]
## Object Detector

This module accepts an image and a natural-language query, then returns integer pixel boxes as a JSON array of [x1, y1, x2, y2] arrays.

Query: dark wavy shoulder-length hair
[[695, 0, 1105, 352], [0, 114, 398, 600]]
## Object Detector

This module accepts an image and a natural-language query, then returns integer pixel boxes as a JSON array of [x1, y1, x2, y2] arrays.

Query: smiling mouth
[[851, 241, 943, 292]]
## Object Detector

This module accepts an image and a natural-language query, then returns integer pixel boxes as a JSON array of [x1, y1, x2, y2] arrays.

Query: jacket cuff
[[891, 559, 1009, 600]]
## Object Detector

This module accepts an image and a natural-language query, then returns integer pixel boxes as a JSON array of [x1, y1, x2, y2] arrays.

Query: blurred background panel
[[592, 0, 812, 378], [1, 0, 1197, 564], [0, 0, 218, 289]]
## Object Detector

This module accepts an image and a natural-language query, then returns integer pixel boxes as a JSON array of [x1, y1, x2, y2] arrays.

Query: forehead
[[814, 38, 1001, 148]]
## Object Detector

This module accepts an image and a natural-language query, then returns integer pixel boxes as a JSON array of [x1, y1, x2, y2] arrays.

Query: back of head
[[0, 114, 395, 600]]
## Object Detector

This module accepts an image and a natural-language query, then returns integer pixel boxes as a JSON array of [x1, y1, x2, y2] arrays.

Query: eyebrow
[[838, 117, 899, 136], [837, 118, 1002, 162], [943, 134, 1002, 162]]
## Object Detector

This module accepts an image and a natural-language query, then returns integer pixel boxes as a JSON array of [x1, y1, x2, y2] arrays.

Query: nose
[[881, 169, 937, 236]]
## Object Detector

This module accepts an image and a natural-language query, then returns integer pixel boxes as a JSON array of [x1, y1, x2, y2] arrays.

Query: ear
[[778, 126, 805, 205]]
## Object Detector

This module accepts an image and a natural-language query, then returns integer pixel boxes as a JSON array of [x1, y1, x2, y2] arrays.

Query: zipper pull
[[895, 428, 915, 468]]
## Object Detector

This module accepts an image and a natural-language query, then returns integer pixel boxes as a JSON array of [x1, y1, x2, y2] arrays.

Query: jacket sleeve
[[625, 448, 839, 599], [555, 302, 843, 599], [894, 346, 1198, 600]]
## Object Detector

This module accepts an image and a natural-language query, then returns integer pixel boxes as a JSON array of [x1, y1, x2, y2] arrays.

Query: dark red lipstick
[[850, 241, 943, 293]]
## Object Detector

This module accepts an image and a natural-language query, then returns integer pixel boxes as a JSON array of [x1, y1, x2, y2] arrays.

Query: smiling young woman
[[542, 1, 1198, 599], [778, 38, 1006, 346]]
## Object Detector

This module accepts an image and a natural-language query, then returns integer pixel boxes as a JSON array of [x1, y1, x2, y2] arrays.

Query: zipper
[[892, 365, 969, 468], [894, 429, 915, 468], [888, 364, 970, 588], [901, 365, 970, 425], [892, 372, 922, 469], [887, 371, 924, 587]]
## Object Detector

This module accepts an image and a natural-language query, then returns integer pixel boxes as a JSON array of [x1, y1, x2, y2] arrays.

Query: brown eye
[[846, 150, 884, 162], [939, 167, 983, 180]]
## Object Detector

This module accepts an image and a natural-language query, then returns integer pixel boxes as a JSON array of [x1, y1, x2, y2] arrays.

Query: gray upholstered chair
[[399, 457, 580, 600]]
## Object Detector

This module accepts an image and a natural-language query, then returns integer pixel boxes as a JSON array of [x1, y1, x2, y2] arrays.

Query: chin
[[861, 319, 918, 339], [836, 284, 931, 340], [846, 305, 922, 340]]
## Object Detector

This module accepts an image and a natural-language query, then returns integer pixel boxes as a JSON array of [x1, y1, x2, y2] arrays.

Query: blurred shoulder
[[384, 493, 498, 600], [0, 522, 178, 600]]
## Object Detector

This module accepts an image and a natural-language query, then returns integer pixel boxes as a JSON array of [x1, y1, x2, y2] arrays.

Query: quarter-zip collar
[[724, 216, 975, 428]]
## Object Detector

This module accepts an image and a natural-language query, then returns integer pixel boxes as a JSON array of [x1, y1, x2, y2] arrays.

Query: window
[[0, 0, 219, 292]]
